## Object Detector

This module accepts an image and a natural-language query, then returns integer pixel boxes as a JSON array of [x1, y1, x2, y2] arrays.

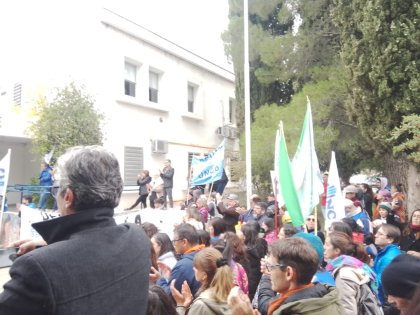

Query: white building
[[0, 7, 238, 208]]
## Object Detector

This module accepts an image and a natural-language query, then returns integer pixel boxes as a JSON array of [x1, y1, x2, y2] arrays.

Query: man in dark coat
[[0, 146, 150, 315], [217, 193, 240, 232], [160, 159, 175, 208]]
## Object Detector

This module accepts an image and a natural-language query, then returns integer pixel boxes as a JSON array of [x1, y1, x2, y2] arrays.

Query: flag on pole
[[325, 151, 345, 228], [44, 149, 54, 165], [292, 99, 324, 219], [272, 130, 284, 207], [277, 122, 303, 226], [190, 141, 225, 186]]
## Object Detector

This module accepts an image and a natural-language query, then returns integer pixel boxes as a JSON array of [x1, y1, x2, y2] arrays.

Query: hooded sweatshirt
[[177, 289, 232, 315]]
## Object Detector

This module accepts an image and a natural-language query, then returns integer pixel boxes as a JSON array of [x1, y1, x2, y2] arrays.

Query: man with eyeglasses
[[229, 238, 343, 315], [373, 224, 402, 305], [156, 223, 202, 298], [0, 146, 151, 315]]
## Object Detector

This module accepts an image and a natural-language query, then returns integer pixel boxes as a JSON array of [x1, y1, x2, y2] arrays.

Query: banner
[[277, 123, 303, 227], [19, 207, 186, 241], [325, 151, 345, 228], [0, 149, 11, 216], [190, 140, 225, 186], [292, 100, 324, 219], [0, 149, 11, 247]]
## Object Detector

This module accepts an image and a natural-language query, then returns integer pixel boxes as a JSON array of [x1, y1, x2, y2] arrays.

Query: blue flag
[[191, 141, 225, 186]]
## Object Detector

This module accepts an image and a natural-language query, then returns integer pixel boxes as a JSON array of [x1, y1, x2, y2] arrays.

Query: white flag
[[325, 151, 345, 228], [273, 129, 284, 206], [292, 100, 324, 219]]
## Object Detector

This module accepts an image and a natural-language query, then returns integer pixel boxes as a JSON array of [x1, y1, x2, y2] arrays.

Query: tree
[[332, 0, 419, 157], [28, 82, 104, 161], [224, 0, 373, 191]]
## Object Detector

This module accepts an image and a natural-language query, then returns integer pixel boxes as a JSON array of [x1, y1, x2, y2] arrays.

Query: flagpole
[[307, 96, 317, 234], [244, 0, 252, 209], [186, 165, 194, 204]]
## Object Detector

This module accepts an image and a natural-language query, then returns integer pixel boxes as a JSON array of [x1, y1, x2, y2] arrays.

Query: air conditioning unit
[[216, 126, 239, 139], [151, 140, 168, 154]]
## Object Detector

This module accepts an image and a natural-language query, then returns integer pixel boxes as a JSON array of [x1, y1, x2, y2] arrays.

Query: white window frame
[[124, 61, 137, 97], [187, 83, 197, 113], [149, 70, 159, 103]]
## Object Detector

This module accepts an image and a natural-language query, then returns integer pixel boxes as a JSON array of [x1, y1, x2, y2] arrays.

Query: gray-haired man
[[0, 146, 150, 315]]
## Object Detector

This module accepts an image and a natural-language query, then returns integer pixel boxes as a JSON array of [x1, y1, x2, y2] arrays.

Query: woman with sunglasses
[[170, 247, 234, 314], [324, 232, 381, 315], [305, 215, 325, 244]]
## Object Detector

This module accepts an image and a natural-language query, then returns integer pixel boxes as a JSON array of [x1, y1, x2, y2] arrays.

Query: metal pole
[[244, 0, 252, 209]]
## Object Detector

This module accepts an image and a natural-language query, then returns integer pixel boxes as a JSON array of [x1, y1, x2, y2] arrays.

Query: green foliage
[[332, 0, 420, 160], [227, 0, 379, 186], [248, 65, 371, 184], [28, 82, 104, 161], [390, 115, 420, 164]]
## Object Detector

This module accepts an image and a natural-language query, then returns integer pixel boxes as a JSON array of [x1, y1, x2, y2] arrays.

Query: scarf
[[267, 283, 313, 315], [326, 255, 378, 295], [409, 223, 420, 233], [184, 244, 205, 254]]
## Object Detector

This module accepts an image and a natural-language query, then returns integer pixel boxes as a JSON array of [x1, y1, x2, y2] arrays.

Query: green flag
[[277, 122, 304, 226]]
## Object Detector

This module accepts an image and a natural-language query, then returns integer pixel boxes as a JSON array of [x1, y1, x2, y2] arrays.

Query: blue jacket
[[157, 250, 201, 297], [374, 244, 401, 304], [39, 167, 53, 186]]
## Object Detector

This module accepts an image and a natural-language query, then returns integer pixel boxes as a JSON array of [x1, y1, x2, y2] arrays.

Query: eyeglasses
[[172, 239, 183, 244], [265, 263, 287, 272], [306, 218, 315, 222], [376, 231, 388, 237]]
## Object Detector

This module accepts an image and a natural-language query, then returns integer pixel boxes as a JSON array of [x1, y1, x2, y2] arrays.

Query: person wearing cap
[[216, 193, 241, 232], [343, 185, 363, 209], [344, 198, 372, 239], [373, 224, 402, 305], [381, 254, 420, 315], [372, 202, 401, 229], [373, 189, 392, 220]]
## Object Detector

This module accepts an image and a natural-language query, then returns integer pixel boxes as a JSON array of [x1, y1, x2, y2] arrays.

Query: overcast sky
[[0, 0, 232, 84]]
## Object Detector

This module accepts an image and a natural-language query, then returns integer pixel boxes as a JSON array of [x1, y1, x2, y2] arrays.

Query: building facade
[[0, 7, 238, 208]]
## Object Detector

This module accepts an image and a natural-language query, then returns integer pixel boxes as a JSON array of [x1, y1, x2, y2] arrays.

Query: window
[[187, 84, 196, 113], [124, 146, 144, 185], [229, 98, 236, 123], [13, 83, 22, 106], [124, 62, 137, 97], [149, 71, 159, 103]]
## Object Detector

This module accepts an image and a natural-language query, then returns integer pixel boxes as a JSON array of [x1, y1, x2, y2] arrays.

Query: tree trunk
[[406, 163, 420, 215], [383, 155, 420, 217]]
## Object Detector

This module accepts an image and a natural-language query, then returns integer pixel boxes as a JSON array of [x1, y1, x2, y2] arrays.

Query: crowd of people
[[0, 145, 419, 315]]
